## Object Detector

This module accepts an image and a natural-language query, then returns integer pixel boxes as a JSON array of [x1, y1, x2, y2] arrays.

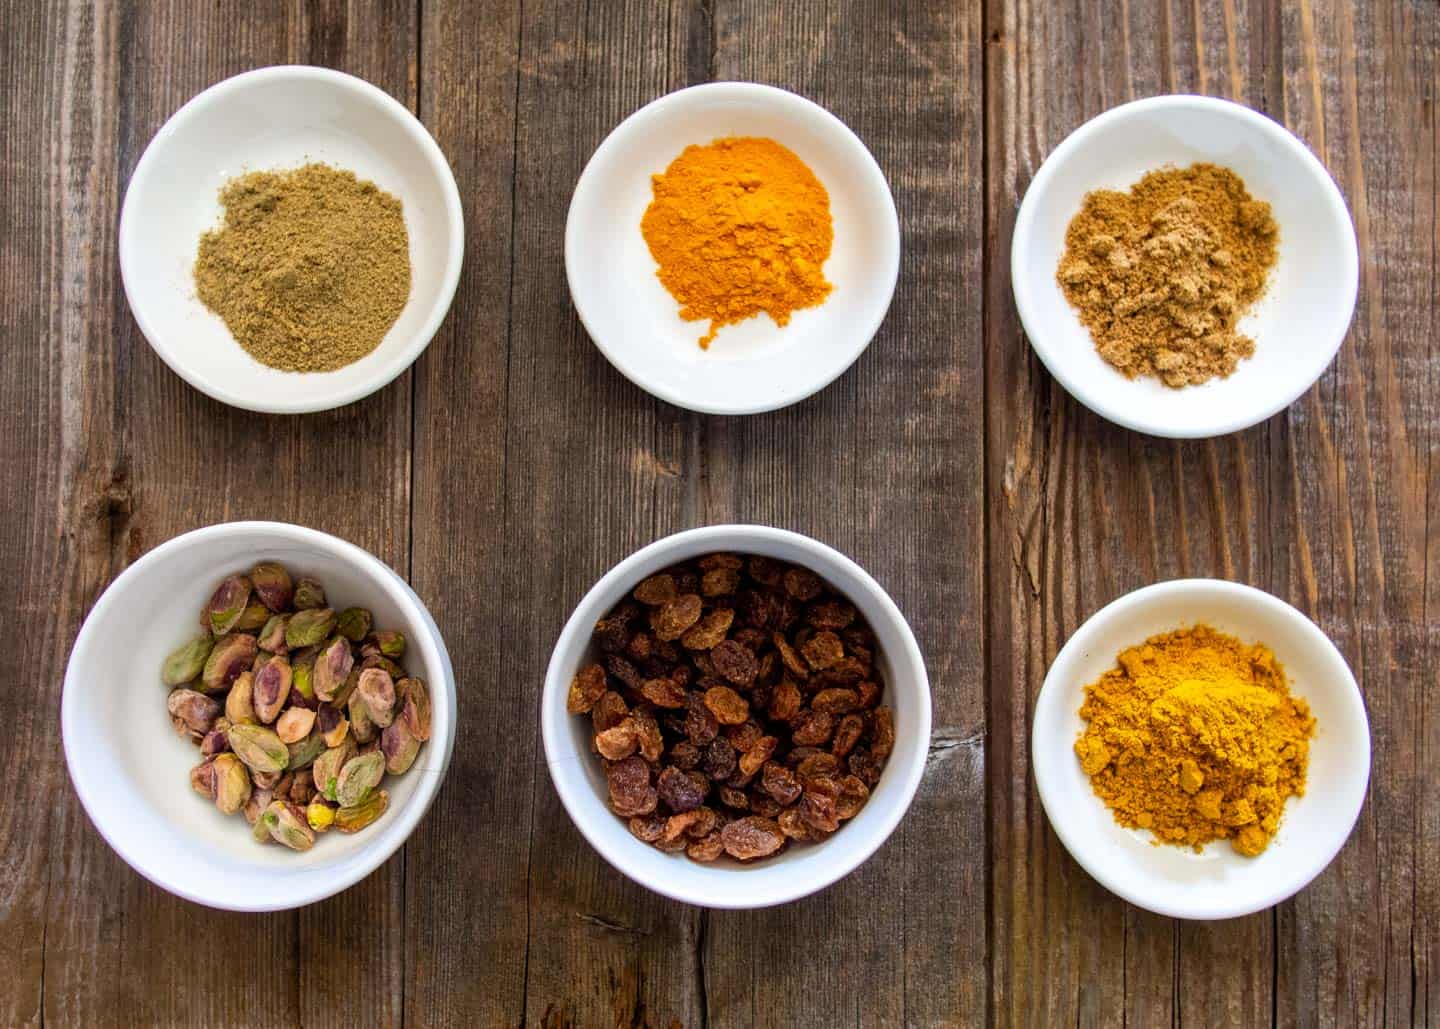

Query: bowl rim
[[564, 80, 902, 416], [1011, 93, 1360, 439], [541, 524, 932, 908], [117, 64, 465, 415], [61, 520, 458, 911], [1031, 577, 1371, 920]]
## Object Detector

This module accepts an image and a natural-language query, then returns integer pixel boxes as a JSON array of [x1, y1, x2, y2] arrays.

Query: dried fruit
[[607, 755, 658, 817], [567, 664, 607, 714], [703, 685, 749, 725], [720, 816, 785, 860], [633, 574, 678, 605], [162, 636, 216, 686], [641, 676, 687, 708], [657, 766, 706, 813], [650, 594, 702, 641]]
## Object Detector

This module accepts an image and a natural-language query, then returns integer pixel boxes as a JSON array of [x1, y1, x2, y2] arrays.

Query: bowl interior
[[1032, 581, 1369, 919], [119, 68, 461, 413], [543, 528, 930, 909], [63, 525, 454, 911], [566, 84, 900, 414], [1013, 97, 1357, 438]]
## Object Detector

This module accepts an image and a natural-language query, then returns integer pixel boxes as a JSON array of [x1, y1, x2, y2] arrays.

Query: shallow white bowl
[[1032, 579, 1369, 920], [566, 83, 901, 415], [541, 525, 931, 908], [119, 66, 464, 414], [62, 522, 457, 911], [1012, 94, 1358, 438]]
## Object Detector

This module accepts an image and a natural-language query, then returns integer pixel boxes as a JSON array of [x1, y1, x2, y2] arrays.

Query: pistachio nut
[[360, 654, 406, 681], [190, 759, 218, 799], [275, 706, 316, 744], [367, 630, 406, 660], [212, 753, 253, 815], [331, 667, 360, 709], [292, 577, 327, 611], [316, 705, 350, 748], [250, 562, 294, 613], [313, 635, 355, 703], [262, 800, 315, 851], [312, 737, 357, 802], [306, 799, 336, 832], [286, 730, 327, 771], [356, 668, 396, 729], [233, 600, 270, 634], [162, 635, 216, 687], [202, 575, 253, 635], [201, 633, 258, 693], [336, 607, 373, 643], [225, 670, 257, 725], [286, 607, 336, 649], [244, 785, 274, 825], [291, 647, 317, 701], [348, 687, 376, 743], [200, 727, 231, 757], [257, 614, 290, 653], [288, 772, 315, 805], [381, 718, 421, 775], [334, 750, 385, 808], [334, 789, 389, 834], [227, 723, 289, 774], [252, 768, 282, 790], [398, 677, 432, 743], [252, 813, 274, 843], [252, 657, 293, 724], [168, 688, 221, 736]]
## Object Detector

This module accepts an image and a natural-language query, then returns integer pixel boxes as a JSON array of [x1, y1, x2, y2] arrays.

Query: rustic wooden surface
[[3, 0, 1434, 1024]]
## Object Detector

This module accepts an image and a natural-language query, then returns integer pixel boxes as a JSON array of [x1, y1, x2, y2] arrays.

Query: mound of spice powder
[[641, 136, 833, 349], [1056, 163, 1278, 387], [194, 163, 411, 373], [1074, 625, 1315, 857]]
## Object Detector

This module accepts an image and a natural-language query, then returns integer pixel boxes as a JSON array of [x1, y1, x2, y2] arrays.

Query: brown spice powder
[[1056, 163, 1278, 387], [194, 163, 410, 373]]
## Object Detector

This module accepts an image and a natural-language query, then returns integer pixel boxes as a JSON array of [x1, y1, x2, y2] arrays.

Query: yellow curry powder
[[1074, 625, 1315, 857], [641, 136, 833, 349]]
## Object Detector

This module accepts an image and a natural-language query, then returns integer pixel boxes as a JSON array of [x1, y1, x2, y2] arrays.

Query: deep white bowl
[[1012, 95, 1358, 438], [62, 522, 457, 911], [566, 83, 901, 415], [119, 66, 464, 414], [541, 526, 931, 908], [1032, 579, 1369, 920]]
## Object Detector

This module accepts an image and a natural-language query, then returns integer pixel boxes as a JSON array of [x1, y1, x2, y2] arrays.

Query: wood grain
[[1, 0, 1434, 1024]]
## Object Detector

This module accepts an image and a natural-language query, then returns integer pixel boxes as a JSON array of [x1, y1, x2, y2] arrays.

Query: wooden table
[[7, 1, 1434, 1025]]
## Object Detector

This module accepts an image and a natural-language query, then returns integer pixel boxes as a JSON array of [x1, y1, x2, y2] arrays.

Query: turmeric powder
[[1074, 625, 1315, 857], [641, 136, 833, 349]]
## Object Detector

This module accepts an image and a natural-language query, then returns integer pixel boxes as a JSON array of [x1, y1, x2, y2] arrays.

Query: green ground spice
[[194, 163, 411, 373]]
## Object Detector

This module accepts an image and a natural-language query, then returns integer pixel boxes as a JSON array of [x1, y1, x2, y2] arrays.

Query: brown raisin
[[701, 567, 741, 596], [768, 680, 802, 722], [812, 687, 860, 714], [815, 656, 867, 686], [831, 713, 864, 757], [698, 553, 743, 571], [684, 694, 719, 745], [800, 630, 845, 671], [720, 816, 785, 860], [749, 792, 782, 818], [640, 677, 686, 708], [650, 594, 703, 641], [732, 627, 769, 654], [630, 708, 665, 762], [669, 664, 692, 689], [686, 806, 719, 839], [593, 615, 632, 653], [595, 723, 637, 760], [761, 760, 802, 806], [800, 777, 841, 833], [774, 633, 810, 679], [710, 639, 758, 688], [807, 599, 856, 630], [848, 748, 882, 787], [725, 719, 764, 753], [792, 709, 834, 746], [703, 685, 750, 725], [669, 740, 701, 770], [633, 573, 678, 606], [608, 756, 657, 816], [566, 664, 607, 714], [625, 631, 654, 664], [628, 812, 666, 842], [657, 766, 706, 813], [783, 568, 824, 600], [701, 737, 737, 781], [856, 680, 881, 709], [605, 654, 644, 692], [796, 751, 840, 781], [738, 735, 778, 777], [785, 746, 824, 768], [747, 555, 784, 586], [687, 833, 725, 862], [868, 707, 895, 759], [663, 809, 705, 842], [778, 807, 816, 840], [654, 834, 688, 853], [836, 775, 870, 820], [738, 590, 780, 630], [681, 608, 734, 650], [590, 691, 628, 734], [717, 785, 749, 810]]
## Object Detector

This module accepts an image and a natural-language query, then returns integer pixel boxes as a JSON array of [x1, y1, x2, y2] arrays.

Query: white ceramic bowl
[[542, 526, 930, 908], [119, 66, 464, 414], [565, 83, 901, 415], [62, 522, 457, 911], [1012, 95, 1358, 438], [1032, 579, 1369, 920]]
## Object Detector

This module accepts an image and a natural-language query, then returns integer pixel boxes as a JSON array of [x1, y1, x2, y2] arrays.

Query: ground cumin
[[194, 163, 410, 372], [641, 136, 833, 349], [1074, 625, 1314, 857], [1056, 163, 1278, 387]]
